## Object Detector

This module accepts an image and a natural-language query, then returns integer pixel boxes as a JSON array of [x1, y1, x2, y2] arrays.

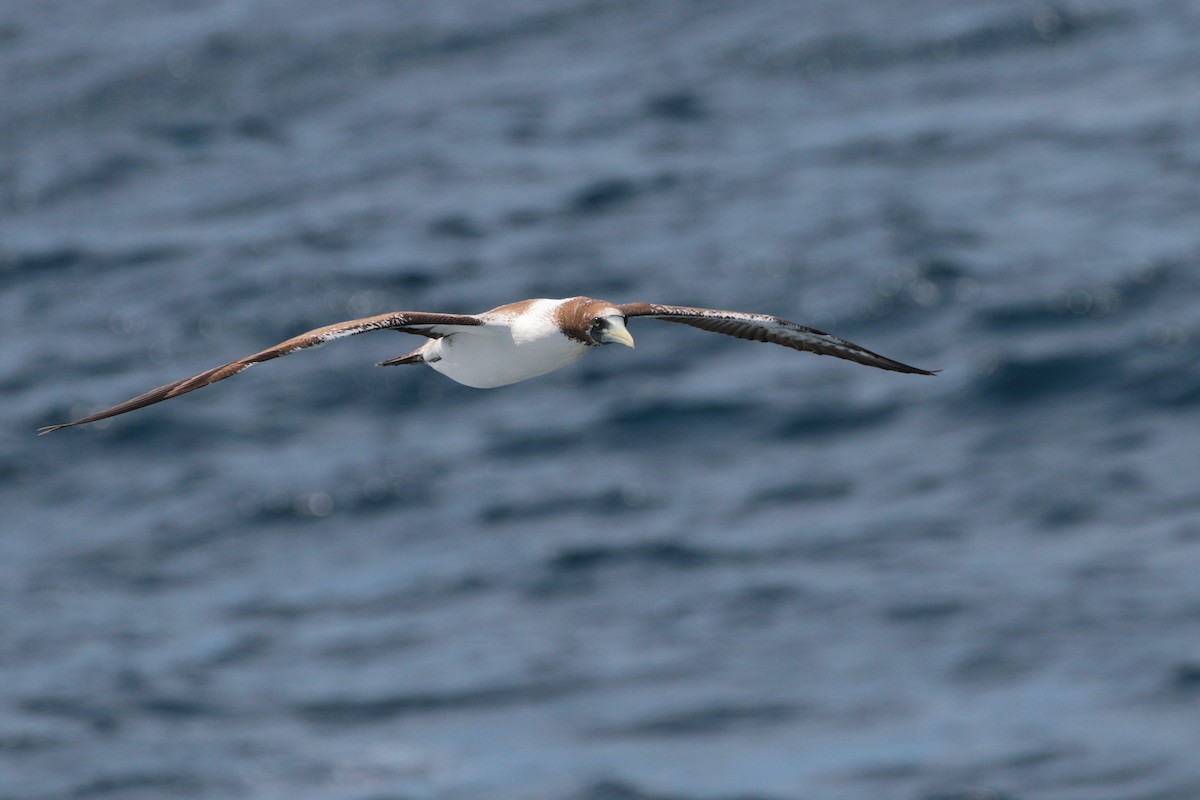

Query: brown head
[[553, 296, 636, 348]]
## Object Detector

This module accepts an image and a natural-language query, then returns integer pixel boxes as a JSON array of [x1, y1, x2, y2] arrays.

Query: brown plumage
[[38, 296, 934, 434], [617, 303, 936, 375], [37, 311, 483, 434]]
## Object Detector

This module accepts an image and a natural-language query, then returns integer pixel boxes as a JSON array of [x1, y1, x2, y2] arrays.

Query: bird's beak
[[601, 316, 635, 348]]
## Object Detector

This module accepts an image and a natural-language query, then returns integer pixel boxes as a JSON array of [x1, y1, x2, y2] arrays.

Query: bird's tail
[[377, 347, 427, 367]]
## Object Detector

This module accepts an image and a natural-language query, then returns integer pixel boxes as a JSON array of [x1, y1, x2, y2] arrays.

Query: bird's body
[[38, 296, 935, 434], [414, 298, 611, 388]]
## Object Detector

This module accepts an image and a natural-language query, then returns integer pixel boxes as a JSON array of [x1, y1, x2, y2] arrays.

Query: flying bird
[[37, 296, 935, 434]]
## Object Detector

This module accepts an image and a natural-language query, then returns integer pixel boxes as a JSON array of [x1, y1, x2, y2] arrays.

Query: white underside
[[420, 300, 589, 388]]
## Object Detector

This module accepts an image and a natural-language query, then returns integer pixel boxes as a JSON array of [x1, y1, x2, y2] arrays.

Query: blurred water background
[[4, 1, 1200, 798]]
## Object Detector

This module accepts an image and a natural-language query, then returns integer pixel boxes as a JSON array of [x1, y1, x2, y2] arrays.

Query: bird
[[37, 296, 936, 434]]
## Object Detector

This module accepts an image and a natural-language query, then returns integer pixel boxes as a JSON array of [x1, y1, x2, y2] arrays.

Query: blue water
[[4, 2, 1200, 798]]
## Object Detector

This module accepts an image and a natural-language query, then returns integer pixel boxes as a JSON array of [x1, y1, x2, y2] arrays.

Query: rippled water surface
[[4, 2, 1200, 798]]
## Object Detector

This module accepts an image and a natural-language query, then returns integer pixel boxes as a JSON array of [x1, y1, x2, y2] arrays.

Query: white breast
[[423, 299, 588, 388]]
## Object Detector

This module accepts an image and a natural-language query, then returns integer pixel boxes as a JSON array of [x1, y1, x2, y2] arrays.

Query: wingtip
[[888, 361, 939, 376], [36, 424, 65, 436]]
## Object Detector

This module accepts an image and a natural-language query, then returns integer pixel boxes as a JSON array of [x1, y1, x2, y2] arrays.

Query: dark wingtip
[[885, 361, 939, 376]]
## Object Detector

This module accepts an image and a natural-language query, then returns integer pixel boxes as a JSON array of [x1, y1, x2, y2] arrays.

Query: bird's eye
[[590, 319, 604, 330]]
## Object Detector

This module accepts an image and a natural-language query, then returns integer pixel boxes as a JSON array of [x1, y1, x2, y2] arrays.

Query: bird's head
[[588, 314, 635, 348]]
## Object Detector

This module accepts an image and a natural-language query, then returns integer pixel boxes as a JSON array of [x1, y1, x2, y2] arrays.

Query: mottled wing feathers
[[618, 303, 936, 375], [37, 312, 483, 434], [38, 297, 936, 435]]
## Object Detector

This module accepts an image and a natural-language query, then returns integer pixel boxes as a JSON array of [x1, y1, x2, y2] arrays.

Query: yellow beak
[[602, 317, 636, 348]]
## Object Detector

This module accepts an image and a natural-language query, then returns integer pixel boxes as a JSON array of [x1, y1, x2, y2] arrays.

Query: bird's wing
[[617, 303, 937, 375], [37, 312, 484, 434]]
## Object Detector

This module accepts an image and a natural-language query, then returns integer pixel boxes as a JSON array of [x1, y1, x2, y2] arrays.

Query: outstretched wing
[[618, 303, 936, 375], [37, 311, 483, 434]]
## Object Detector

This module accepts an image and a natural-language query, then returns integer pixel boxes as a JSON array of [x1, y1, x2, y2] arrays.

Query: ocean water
[[4, 1, 1200, 798]]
